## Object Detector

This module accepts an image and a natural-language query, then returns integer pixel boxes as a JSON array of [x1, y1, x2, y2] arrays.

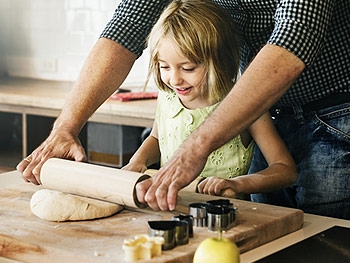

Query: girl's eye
[[183, 68, 195, 72]]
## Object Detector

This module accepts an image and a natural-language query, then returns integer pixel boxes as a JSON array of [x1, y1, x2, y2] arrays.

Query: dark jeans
[[250, 102, 350, 220]]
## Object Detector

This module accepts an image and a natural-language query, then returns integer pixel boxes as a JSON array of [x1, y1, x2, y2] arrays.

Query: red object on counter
[[110, 91, 158, 102]]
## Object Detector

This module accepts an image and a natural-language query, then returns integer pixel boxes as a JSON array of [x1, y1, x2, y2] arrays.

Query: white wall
[[0, 0, 150, 88]]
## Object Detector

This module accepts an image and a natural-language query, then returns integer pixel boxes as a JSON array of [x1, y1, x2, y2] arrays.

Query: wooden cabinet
[[0, 112, 22, 170], [0, 111, 146, 170]]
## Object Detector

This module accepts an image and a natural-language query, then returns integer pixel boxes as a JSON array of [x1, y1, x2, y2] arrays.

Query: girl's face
[[157, 37, 208, 109]]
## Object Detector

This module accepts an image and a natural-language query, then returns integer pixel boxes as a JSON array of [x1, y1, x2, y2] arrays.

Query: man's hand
[[16, 129, 86, 185], [136, 144, 207, 211]]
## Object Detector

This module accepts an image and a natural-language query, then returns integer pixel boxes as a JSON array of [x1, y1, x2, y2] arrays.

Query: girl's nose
[[170, 70, 183, 86]]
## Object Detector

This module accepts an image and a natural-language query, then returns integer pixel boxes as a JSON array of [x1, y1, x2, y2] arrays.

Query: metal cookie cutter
[[148, 220, 189, 250], [173, 220, 189, 246], [189, 199, 237, 231], [173, 214, 194, 238], [189, 202, 208, 227], [206, 199, 237, 232]]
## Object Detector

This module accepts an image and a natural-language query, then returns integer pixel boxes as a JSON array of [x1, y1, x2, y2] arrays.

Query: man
[[17, 0, 349, 219]]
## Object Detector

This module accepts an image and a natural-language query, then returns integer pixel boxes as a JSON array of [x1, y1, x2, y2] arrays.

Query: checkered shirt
[[101, 0, 350, 106]]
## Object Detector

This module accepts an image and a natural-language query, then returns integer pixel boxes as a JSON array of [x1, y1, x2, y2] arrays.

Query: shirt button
[[184, 114, 193, 125]]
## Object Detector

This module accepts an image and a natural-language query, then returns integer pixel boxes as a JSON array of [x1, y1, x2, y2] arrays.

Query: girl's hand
[[122, 162, 148, 173], [197, 177, 238, 198]]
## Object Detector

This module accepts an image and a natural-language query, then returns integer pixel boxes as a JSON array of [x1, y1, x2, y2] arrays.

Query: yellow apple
[[193, 237, 240, 263]]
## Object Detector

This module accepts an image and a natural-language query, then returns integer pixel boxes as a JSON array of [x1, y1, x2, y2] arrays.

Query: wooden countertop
[[241, 214, 350, 262], [0, 77, 157, 127], [0, 170, 305, 263], [0, 77, 72, 110], [0, 170, 349, 262]]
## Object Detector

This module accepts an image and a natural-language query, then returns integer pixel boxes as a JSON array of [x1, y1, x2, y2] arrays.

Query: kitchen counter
[[0, 77, 157, 159], [0, 170, 349, 262], [0, 77, 156, 126], [0, 78, 156, 127]]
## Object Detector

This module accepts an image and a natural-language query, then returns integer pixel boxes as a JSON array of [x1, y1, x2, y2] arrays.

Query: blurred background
[[0, 0, 153, 172], [0, 0, 149, 84]]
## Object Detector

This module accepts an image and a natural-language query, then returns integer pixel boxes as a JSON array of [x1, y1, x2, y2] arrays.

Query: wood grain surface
[[0, 181, 303, 263]]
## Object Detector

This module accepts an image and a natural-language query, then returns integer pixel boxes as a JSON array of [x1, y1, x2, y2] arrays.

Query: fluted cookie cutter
[[189, 199, 237, 232], [207, 199, 237, 231]]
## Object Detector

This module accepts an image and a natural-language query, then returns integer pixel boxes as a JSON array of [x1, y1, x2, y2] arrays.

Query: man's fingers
[[136, 178, 153, 204], [144, 181, 167, 211], [167, 181, 182, 210]]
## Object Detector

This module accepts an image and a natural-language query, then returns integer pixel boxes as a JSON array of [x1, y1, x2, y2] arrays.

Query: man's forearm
[[53, 38, 137, 136], [187, 44, 306, 156]]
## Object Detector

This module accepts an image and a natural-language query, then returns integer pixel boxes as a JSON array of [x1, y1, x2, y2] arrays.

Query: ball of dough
[[30, 189, 123, 222]]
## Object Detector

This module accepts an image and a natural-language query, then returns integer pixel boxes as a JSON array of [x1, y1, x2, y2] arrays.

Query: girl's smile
[[175, 86, 192, 95]]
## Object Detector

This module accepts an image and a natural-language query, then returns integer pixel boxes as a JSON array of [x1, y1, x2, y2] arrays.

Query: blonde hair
[[146, 0, 239, 103]]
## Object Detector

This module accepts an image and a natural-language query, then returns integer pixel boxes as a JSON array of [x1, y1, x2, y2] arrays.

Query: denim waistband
[[270, 92, 350, 116]]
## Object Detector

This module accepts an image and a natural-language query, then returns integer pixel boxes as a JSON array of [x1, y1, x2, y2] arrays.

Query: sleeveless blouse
[[156, 91, 254, 179]]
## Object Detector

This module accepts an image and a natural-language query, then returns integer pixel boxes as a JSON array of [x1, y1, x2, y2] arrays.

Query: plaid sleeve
[[268, 0, 334, 66], [100, 0, 171, 58]]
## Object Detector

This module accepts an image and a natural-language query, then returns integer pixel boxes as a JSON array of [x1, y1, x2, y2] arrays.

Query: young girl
[[123, 0, 297, 199]]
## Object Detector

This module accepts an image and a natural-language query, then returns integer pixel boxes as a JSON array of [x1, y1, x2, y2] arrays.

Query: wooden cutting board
[[0, 183, 303, 263]]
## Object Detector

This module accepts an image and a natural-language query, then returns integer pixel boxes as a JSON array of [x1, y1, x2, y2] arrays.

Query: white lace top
[[156, 91, 254, 179]]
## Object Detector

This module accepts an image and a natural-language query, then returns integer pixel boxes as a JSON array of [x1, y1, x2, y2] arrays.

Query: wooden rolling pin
[[40, 158, 150, 208]]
